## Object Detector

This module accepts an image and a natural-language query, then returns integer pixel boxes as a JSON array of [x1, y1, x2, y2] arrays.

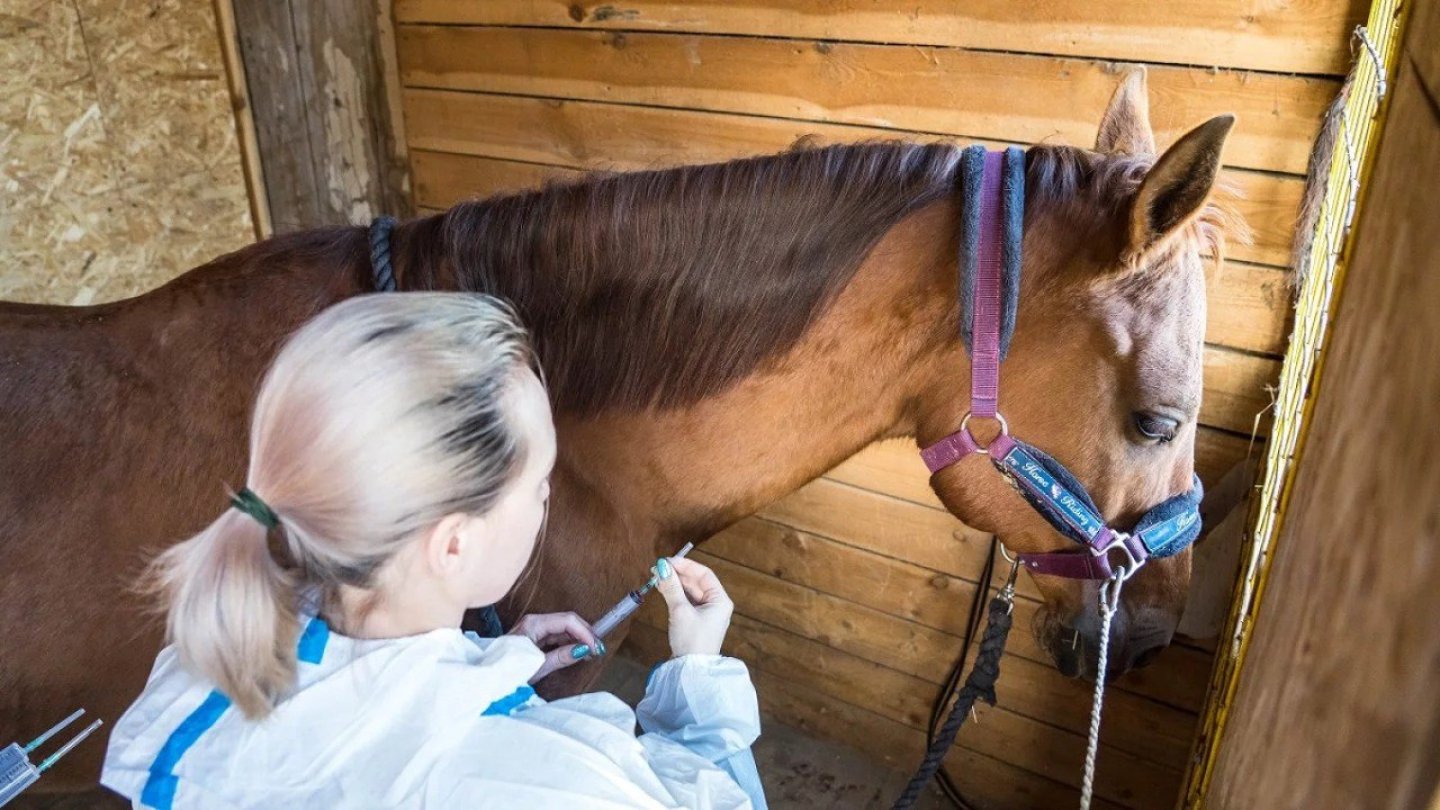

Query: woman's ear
[[1126, 115, 1236, 259], [423, 512, 476, 574]]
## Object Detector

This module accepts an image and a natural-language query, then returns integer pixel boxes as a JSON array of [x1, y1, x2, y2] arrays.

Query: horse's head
[[918, 69, 1237, 680]]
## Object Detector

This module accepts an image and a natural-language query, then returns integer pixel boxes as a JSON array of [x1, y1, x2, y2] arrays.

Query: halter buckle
[[957, 411, 1010, 456]]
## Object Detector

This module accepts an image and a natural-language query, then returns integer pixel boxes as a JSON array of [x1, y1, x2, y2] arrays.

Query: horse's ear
[[1096, 68, 1155, 155], [1127, 114, 1235, 258]]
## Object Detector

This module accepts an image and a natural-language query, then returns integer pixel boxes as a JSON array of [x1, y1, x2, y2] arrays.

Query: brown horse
[[0, 70, 1236, 787]]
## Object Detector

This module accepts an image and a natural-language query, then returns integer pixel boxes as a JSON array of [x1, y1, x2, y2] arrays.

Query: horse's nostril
[[1132, 645, 1164, 669]]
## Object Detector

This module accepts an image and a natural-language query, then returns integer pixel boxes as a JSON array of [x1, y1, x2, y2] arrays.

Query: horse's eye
[[1133, 412, 1179, 443]]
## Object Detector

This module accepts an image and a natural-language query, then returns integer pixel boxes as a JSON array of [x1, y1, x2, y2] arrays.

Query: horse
[[0, 69, 1237, 788]]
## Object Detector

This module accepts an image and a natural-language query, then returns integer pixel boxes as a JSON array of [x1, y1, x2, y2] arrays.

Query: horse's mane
[[402, 141, 1236, 416]]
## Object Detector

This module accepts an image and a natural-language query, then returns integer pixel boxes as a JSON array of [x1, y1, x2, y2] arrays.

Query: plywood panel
[[394, 0, 1364, 75], [1208, 1, 1440, 804], [401, 91, 1303, 268], [397, 26, 1334, 176], [0, 0, 252, 305]]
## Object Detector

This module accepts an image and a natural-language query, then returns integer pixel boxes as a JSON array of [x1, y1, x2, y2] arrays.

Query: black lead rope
[[369, 215, 398, 292], [893, 539, 1016, 810]]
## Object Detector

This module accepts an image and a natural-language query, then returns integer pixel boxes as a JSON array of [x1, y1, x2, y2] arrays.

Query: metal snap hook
[[1102, 568, 1126, 614], [996, 541, 1021, 613]]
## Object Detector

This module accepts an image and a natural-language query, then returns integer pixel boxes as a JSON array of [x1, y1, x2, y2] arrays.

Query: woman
[[100, 293, 764, 809]]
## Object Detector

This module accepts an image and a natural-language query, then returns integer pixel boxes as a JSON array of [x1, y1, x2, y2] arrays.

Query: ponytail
[[146, 293, 536, 720], [149, 506, 299, 719]]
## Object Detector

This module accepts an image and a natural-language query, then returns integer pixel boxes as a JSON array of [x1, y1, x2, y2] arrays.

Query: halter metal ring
[[958, 411, 1010, 456], [1092, 532, 1143, 583]]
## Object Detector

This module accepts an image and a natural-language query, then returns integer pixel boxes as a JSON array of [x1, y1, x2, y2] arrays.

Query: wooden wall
[[1205, 0, 1440, 804], [389, 2, 1365, 806], [0, 0, 253, 305]]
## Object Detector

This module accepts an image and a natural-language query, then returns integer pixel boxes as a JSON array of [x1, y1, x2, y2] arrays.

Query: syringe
[[591, 542, 695, 639], [1, 709, 104, 807]]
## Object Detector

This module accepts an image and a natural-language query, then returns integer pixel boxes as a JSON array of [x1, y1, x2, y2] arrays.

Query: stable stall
[[2, 0, 1430, 807]]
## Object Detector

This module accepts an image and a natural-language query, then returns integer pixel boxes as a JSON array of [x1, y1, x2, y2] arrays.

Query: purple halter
[[919, 147, 1203, 581]]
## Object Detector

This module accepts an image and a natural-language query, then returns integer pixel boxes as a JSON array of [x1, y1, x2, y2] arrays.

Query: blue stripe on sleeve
[[297, 616, 330, 664], [140, 690, 231, 809], [140, 617, 332, 807], [481, 685, 536, 716]]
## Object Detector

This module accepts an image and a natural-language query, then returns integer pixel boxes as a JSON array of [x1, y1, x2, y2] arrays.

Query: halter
[[902, 146, 1208, 810], [918, 146, 1205, 582]]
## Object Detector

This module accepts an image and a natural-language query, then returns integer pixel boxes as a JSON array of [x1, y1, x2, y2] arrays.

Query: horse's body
[[0, 71, 1237, 787]]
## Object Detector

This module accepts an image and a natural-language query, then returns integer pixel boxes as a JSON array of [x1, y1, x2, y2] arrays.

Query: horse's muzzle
[[1037, 602, 1177, 682]]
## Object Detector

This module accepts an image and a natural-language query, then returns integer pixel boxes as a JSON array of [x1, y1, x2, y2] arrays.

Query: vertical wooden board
[[396, 25, 1334, 175], [232, 0, 409, 231], [1208, 2, 1440, 804], [392, 0, 1365, 75], [399, 89, 1300, 268]]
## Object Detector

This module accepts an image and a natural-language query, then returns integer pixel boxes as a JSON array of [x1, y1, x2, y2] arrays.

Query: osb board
[[0, 0, 252, 305]]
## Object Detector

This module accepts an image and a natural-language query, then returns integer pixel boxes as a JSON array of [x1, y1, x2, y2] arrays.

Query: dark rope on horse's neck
[[893, 538, 1012, 809], [366, 215, 505, 641], [369, 215, 398, 292]]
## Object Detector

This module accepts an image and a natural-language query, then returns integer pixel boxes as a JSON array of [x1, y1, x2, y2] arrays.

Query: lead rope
[[1079, 571, 1124, 810], [892, 548, 1017, 810]]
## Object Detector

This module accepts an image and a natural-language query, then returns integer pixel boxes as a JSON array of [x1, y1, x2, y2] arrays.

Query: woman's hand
[[507, 612, 603, 684], [653, 556, 734, 657]]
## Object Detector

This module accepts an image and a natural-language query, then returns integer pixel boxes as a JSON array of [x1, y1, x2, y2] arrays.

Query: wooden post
[[227, 0, 411, 233], [1204, 0, 1440, 806]]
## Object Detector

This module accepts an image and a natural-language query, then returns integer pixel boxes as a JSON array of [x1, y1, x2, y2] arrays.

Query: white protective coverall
[[101, 617, 765, 809]]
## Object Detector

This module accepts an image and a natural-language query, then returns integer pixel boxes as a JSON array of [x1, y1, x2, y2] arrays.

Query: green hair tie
[[231, 487, 280, 530]]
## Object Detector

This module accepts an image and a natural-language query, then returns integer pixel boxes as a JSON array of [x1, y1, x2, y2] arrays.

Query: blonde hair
[[150, 293, 538, 718]]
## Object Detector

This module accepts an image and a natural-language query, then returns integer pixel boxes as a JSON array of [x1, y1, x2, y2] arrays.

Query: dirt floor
[[15, 653, 945, 810]]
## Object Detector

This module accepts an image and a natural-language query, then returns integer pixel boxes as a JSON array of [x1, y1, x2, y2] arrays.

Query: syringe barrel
[[591, 592, 643, 639]]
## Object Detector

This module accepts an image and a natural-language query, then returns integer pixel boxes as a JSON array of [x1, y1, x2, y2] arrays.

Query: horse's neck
[[555, 203, 960, 538]]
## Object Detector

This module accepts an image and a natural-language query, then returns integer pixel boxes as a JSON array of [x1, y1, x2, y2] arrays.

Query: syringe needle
[[37, 720, 103, 773]]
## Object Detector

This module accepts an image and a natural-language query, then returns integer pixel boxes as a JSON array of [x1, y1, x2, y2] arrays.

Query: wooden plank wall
[[389, 2, 1364, 806]]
